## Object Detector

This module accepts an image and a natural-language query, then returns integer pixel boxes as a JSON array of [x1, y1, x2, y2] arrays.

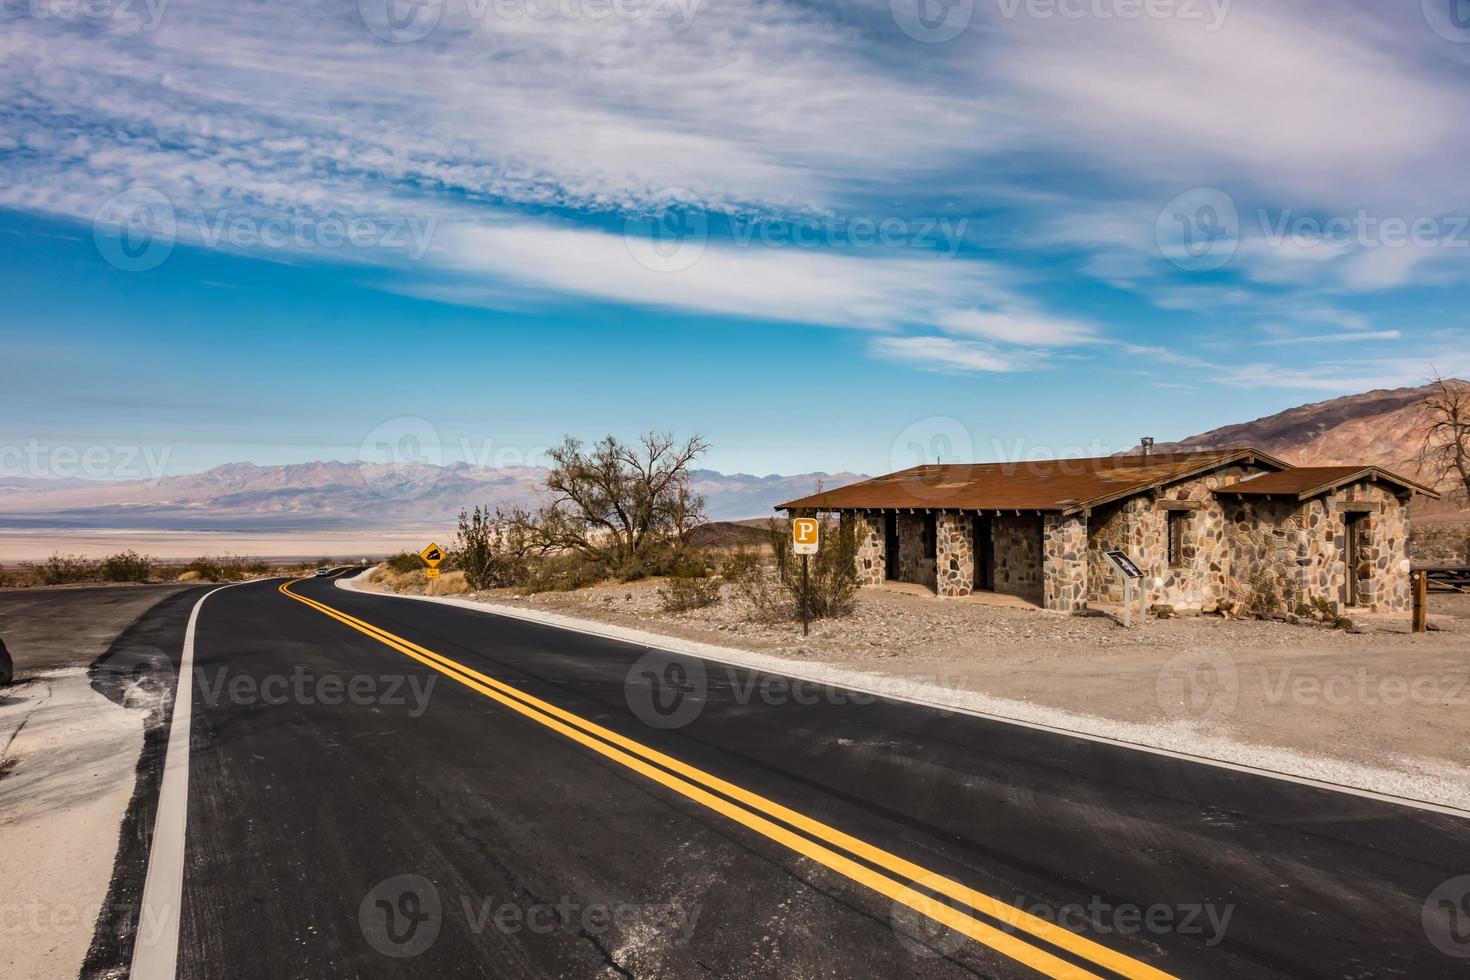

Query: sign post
[[1104, 550, 1146, 627], [420, 541, 446, 580], [791, 518, 819, 637]]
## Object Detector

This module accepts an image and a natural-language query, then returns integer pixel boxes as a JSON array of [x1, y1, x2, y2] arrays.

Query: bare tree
[[1420, 375, 1470, 501], [522, 432, 710, 573]]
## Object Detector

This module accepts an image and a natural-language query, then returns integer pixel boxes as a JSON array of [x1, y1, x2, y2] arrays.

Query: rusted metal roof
[[1213, 465, 1438, 500], [777, 450, 1287, 514]]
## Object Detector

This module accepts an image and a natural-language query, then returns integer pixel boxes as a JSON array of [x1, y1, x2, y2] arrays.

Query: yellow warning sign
[[420, 542, 446, 567]]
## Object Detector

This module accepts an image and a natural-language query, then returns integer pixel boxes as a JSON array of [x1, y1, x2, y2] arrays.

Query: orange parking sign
[[791, 517, 819, 555]]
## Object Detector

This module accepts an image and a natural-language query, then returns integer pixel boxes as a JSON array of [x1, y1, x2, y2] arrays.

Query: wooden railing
[[1414, 566, 1470, 594]]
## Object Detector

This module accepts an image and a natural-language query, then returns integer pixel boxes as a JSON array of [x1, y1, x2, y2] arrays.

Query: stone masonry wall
[[992, 513, 1043, 601], [895, 513, 937, 590], [1141, 463, 1266, 612], [1085, 500, 1130, 604], [936, 512, 975, 597], [1043, 513, 1088, 612], [1221, 496, 1304, 611], [1224, 482, 1411, 613], [1340, 483, 1412, 612], [846, 510, 886, 586], [1223, 481, 1417, 614]]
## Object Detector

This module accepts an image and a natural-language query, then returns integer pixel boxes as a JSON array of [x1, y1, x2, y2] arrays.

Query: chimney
[[1140, 437, 1154, 458]]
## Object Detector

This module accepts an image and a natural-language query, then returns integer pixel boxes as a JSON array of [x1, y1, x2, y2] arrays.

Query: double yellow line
[[279, 579, 1176, 980]]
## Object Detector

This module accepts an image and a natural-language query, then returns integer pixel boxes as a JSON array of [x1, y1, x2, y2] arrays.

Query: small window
[[1167, 511, 1189, 568]]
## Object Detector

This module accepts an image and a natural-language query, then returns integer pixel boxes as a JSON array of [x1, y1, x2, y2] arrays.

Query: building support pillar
[[936, 512, 975, 597], [847, 511, 886, 586], [1043, 513, 1088, 612]]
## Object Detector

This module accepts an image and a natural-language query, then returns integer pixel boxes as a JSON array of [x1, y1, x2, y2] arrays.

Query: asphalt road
[[86, 572, 1470, 978]]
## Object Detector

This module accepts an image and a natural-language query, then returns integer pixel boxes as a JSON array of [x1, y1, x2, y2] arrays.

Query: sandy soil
[[364, 572, 1470, 790], [0, 585, 188, 979], [0, 669, 149, 980]]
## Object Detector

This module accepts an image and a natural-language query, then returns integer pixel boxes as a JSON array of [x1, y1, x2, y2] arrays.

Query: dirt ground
[[365, 571, 1470, 794]]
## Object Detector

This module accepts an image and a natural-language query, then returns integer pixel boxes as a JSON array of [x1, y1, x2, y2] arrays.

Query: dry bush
[[34, 553, 97, 585], [719, 546, 787, 620], [427, 570, 468, 596], [453, 506, 540, 589], [99, 550, 154, 582], [657, 551, 722, 613], [380, 551, 424, 574], [770, 516, 863, 620], [716, 519, 862, 622], [518, 554, 608, 593], [184, 554, 269, 582], [371, 567, 425, 592]]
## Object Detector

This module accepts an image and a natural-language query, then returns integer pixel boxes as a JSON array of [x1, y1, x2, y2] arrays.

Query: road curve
[[106, 573, 1470, 978]]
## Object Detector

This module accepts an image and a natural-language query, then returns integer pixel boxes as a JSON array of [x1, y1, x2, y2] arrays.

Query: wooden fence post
[[1412, 570, 1428, 634]]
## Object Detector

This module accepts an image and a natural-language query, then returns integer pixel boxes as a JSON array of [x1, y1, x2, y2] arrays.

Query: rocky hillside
[[1149, 382, 1467, 486]]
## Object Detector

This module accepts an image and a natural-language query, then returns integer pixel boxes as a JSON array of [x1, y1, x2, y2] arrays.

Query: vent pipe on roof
[[1140, 437, 1154, 458]]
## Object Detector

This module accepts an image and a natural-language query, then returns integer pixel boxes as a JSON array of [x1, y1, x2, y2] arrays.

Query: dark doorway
[[1344, 512, 1367, 607], [973, 515, 995, 591], [884, 513, 899, 581]]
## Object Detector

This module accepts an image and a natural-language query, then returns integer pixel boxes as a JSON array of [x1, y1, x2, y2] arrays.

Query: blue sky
[[3, 0, 1470, 478]]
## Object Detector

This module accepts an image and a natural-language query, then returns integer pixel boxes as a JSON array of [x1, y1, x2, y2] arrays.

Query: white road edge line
[[130, 583, 240, 980], [338, 568, 1470, 820]]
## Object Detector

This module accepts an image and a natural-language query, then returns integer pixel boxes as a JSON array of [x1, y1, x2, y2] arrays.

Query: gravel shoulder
[[358, 572, 1470, 810]]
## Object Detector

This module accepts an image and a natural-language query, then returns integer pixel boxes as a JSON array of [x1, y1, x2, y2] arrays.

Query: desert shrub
[[519, 553, 608, 593], [380, 551, 423, 574], [717, 546, 764, 583], [717, 520, 861, 622], [184, 557, 225, 581], [770, 516, 863, 620], [36, 553, 97, 585], [184, 554, 268, 582], [657, 551, 722, 613], [658, 572, 722, 613], [719, 546, 786, 618], [99, 550, 154, 582], [452, 506, 538, 590]]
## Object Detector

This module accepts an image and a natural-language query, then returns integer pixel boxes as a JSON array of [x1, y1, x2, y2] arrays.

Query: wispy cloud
[[870, 336, 1041, 374], [934, 309, 1096, 346], [3, 0, 1468, 387], [1255, 330, 1401, 347]]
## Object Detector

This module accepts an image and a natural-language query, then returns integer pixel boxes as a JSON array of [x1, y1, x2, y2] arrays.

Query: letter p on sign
[[791, 517, 819, 555]]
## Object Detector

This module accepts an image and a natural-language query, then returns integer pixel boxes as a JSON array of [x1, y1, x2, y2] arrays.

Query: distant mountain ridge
[[1142, 381, 1467, 487], [0, 461, 865, 530]]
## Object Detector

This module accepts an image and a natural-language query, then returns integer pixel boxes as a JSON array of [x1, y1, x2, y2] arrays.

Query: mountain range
[[0, 461, 863, 530], [1141, 381, 1463, 488], [3, 382, 1462, 533]]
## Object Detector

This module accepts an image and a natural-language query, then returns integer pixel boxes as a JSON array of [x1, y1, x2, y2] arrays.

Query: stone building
[[777, 449, 1436, 614]]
